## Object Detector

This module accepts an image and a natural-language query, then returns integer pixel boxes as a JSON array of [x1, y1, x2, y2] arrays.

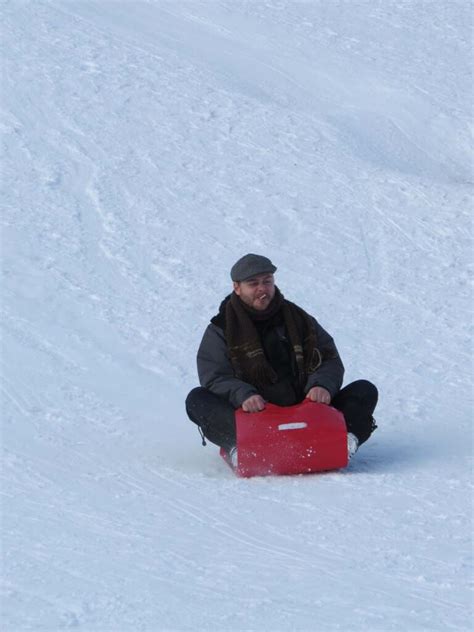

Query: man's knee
[[186, 386, 206, 412], [186, 387, 233, 422], [185, 387, 213, 425], [185, 387, 236, 450], [346, 379, 378, 406]]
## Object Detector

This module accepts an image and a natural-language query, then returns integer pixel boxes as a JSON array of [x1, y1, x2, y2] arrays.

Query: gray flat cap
[[231, 253, 277, 282]]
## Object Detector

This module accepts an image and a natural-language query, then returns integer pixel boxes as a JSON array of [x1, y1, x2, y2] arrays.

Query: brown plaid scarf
[[225, 287, 323, 391]]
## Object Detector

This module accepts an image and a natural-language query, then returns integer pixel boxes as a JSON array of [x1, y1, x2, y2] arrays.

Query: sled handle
[[278, 422, 307, 431]]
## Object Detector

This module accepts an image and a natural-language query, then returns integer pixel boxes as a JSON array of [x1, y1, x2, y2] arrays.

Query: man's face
[[233, 273, 275, 311]]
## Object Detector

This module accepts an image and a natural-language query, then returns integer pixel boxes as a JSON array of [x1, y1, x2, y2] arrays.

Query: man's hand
[[242, 394, 266, 413], [306, 386, 331, 405]]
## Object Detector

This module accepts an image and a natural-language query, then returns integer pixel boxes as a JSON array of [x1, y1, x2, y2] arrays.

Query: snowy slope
[[2, 1, 473, 630]]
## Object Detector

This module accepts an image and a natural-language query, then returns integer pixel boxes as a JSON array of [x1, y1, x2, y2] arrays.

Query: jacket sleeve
[[304, 317, 344, 399], [197, 324, 258, 409]]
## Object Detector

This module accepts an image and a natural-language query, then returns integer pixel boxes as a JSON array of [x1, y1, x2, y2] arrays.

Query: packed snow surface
[[2, 1, 473, 630]]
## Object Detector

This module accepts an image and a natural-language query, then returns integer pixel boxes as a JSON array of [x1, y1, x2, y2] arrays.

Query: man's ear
[[233, 281, 241, 295]]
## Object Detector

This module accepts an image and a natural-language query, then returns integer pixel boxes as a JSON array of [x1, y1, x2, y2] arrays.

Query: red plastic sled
[[220, 400, 348, 477]]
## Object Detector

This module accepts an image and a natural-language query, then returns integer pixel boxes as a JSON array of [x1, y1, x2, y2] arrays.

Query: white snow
[[2, 0, 473, 630]]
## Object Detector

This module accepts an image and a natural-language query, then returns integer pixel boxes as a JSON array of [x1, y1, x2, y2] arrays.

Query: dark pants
[[186, 380, 378, 450]]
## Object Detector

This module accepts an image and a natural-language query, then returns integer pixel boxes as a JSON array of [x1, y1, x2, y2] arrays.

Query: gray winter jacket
[[197, 314, 344, 409]]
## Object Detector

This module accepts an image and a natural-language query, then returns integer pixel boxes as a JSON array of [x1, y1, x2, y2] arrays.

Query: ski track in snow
[[2, 0, 473, 630]]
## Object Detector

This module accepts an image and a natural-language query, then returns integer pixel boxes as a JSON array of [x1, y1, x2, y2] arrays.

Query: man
[[186, 254, 378, 464]]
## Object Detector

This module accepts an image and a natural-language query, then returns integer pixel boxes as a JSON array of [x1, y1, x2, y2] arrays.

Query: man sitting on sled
[[186, 253, 378, 466]]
